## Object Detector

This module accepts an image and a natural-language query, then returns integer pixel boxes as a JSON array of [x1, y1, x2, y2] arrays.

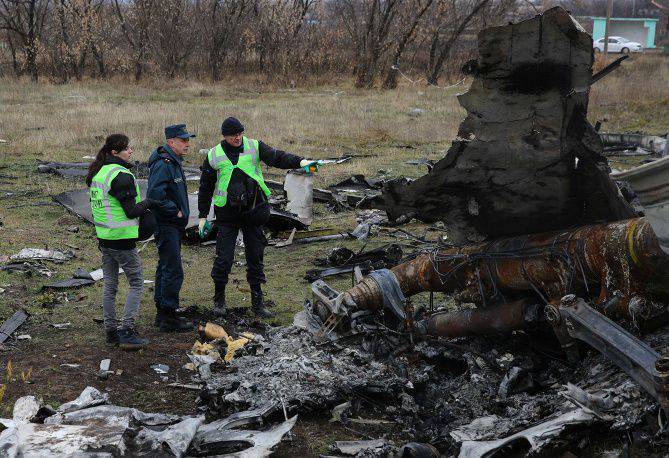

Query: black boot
[[251, 288, 273, 318], [105, 328, 119, 347], [212, 298, 227, 317], [212, 287, 227, 317], [156, 308, 193, 333], [118, 328, 149, 350], [154, 304, 189, 326]]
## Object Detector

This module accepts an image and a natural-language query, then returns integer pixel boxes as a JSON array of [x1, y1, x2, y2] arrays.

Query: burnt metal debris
[[310, 215, 669, 412], [0, 387, 296, 456], [334, 217, 669, 326], [293, 7, 669, 455], [306, 244, 403, 282], [366, 7, 635, 244], [0, 310, 29, 344], [601, 132, 668, 157]]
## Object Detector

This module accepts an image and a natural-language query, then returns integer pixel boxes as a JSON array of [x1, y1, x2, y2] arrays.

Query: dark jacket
[[96, 157, 156, 250], [198, 139, 303, 226], [147, 145, 190, 228]]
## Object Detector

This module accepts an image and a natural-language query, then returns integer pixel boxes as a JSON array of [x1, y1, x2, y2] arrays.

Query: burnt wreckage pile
[[199, 7, 669, 456]]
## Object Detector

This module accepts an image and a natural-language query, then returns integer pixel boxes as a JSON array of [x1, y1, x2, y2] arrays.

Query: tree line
[[1, 0, 529, 87]]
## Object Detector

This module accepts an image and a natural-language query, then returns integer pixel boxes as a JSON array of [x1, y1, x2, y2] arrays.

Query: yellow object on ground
[[223, 332, 255, 362], [195, 323, 256, 361]]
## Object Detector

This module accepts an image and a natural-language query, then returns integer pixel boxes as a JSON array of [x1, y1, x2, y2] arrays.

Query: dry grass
[[0, 78, 464, 185], [590, 54, 669, 134]]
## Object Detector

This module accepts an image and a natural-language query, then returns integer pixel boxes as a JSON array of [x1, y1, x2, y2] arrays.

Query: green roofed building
[[590, 17, 659, 48]]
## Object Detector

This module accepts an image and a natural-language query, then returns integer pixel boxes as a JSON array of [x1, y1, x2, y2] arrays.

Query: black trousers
[[154, 225, 183, 310], [211, 223, 267, 302]]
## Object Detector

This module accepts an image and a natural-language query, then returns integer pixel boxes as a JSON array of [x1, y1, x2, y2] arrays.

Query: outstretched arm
[[258, 141, 304, 169]]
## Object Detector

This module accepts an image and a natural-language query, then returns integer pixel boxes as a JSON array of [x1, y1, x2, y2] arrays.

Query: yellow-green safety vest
[[89, 164, 140, 240], [207, 137, 271, 207]]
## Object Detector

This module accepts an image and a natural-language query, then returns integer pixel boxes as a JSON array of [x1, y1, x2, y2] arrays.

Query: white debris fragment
[[458, 409, 597, 457], [12, 396, 42, 422], [57, 386, 109, 414], [10, 248, 74, 263], [51, 322, 71, 329]]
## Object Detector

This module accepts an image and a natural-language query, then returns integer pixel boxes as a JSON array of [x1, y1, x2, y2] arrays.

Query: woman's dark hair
[[86, 134, 130, 186]]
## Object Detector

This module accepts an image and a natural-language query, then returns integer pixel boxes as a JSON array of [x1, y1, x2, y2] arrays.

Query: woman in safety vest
[[86, 134, 158, 350]]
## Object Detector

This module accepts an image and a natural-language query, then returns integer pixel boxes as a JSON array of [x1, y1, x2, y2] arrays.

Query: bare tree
[[291, 0, 319, 39], [206, 0, 255, 80], [382, 0, 434, 89], [149, 0, 199, 78], [49, 0, 104, 81], [336, 0, 405, 88], [425, 0, 491, 86], [251, 0, 319, 77], [0, 0, 520, 82], [114, 0, 157, 81], [0, 0, 50, 81]]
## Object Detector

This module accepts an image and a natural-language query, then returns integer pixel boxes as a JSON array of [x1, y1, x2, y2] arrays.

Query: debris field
[[2, 6, 669, 458]]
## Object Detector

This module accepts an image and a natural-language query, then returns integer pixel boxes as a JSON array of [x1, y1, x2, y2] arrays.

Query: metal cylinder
[[422, 300, 539, 337], [345, 217, 669, 323]]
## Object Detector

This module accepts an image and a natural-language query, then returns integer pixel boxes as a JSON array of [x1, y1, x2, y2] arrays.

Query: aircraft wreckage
[[5, 6, 669, 457], [305, 5, 669, 452], [196, 7, 669, 456]]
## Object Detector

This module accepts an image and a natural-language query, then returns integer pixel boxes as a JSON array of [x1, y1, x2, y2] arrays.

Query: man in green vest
[[197, 117, 319, 317]]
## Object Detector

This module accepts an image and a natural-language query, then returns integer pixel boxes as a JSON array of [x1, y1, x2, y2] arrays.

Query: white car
[[593, 36, 643, 53]]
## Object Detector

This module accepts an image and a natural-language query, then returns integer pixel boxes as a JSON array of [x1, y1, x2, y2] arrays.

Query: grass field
[[0, 55, 667, 453]]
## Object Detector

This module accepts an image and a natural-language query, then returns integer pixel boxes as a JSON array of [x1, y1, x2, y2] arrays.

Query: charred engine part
[[338, 217, 669, 327], [311, 269, 408, 338], [415, 299, 542, 338], [365, 7, 634, 244], [546, 295, 669, 416]]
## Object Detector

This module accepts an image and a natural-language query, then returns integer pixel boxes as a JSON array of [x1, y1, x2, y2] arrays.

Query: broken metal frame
[[546, 295, 669, 416]]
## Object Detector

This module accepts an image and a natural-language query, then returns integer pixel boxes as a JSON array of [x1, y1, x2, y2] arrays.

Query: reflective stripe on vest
[[207, 137, 271, 207], [89, 164, 140, 240]]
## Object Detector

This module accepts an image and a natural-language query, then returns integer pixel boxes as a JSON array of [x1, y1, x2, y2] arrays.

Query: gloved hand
[[299, 159, 321, 174], [198, 218, 212, 238]]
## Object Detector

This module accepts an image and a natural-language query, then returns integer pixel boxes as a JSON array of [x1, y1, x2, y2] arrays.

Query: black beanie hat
[[221, 117, 244, 136]]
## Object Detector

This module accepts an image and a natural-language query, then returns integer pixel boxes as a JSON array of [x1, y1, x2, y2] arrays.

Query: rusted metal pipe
[[344, 218, 669, 323], [419, 300, 540, 338]]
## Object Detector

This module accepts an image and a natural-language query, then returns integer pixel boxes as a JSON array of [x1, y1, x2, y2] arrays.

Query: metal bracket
[[311, 280, 346, 339], [552, 296, 669, 416]]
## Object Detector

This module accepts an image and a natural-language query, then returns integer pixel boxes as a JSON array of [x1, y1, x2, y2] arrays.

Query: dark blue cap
[[165, 124, 196, 140], [221, 117, 245, 136]]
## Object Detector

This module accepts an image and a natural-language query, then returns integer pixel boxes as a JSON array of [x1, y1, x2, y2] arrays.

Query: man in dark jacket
[[147, 124, 194, 332], [198, 117, 318, 317]]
